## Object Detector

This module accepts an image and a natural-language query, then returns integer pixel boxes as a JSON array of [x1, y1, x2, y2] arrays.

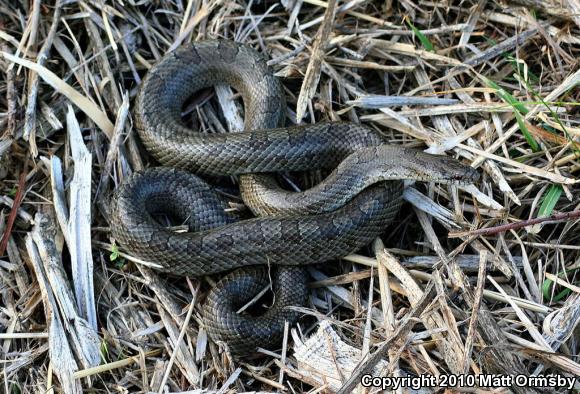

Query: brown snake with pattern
[[110, 40, 479, 354]]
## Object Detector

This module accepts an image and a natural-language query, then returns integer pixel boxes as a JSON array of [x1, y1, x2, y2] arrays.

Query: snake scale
[[110, 40, 479, 354]]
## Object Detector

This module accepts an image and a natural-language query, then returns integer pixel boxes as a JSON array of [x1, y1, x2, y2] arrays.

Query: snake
[[110, 40, 479, 354]]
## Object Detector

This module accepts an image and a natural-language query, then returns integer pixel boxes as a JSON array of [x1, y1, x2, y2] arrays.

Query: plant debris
[[0, 0, 578, 392]]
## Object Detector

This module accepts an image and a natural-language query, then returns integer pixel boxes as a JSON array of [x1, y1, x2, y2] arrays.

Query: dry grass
[[0, 0, 579, 393]]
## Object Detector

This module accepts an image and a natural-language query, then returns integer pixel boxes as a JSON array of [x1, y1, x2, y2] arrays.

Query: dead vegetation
[[0, 0, 579, 393]]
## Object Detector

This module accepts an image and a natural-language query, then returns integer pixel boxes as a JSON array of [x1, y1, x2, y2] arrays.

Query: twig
[[157, 288, 199, 393], [1, 41, 16, 139], [22, 0, 62, 156], [450, 210, 580, 238], [73, 350, 162, 379], [96, 92, 130, 208], [462, 251, 487, 373], [464, 26, 538, 67], [25, 229, 81, 394], [0, 158, 27, 256], [295, 0, 337, 122]]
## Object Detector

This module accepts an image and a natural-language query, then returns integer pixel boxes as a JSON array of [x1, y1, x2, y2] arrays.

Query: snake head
[[421, 153, 480, 185], [371, 146, 480, 185]]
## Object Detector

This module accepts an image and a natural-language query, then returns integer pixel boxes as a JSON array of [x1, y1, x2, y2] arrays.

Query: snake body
[[110, 40, 478, 353]]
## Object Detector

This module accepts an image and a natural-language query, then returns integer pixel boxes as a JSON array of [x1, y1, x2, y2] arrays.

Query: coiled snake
[[110, 40, 478, 354]]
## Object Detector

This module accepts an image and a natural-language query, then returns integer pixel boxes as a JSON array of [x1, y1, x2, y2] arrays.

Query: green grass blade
[[513, 111, 540, 152], [519, 77, 578, 152], [485, 78, 529, 114], [505, 55, 540, 83], [405, 19, 434, 52], [542, 267, 578, 302], [483, 77, 540, 152], [110, 242, 120, 261], [538, 184, 563, 217]]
